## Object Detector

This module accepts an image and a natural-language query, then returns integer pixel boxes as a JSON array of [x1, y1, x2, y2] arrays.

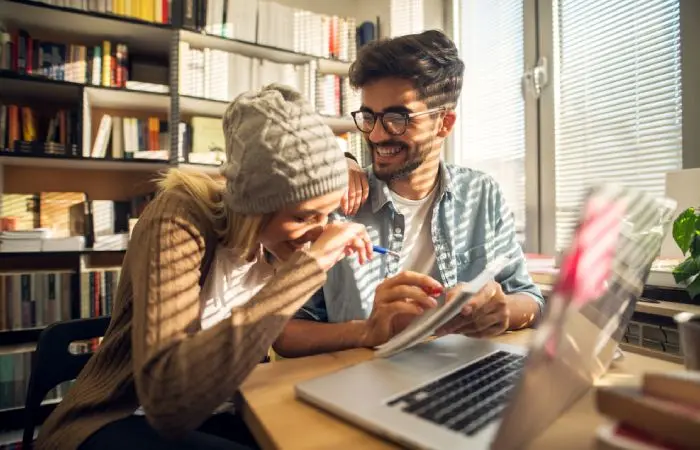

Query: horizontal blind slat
[[554, 0, 682, 251]]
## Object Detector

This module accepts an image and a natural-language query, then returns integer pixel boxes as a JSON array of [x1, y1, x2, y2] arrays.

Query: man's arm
[[274, 319, 367, 358], [506, 293, 541, 330], [491, 184, 545, 329], [273, 288, 368, 358]]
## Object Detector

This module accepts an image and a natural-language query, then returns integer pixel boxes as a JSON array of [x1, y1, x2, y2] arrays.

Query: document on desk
[[374, 255, 511, 359]]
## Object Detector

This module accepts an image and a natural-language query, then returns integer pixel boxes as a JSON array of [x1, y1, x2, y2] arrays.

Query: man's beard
[[368, 139, 427, 183]]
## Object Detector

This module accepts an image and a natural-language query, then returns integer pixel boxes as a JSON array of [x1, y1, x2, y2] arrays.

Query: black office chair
[[22, 316, 111, 449]]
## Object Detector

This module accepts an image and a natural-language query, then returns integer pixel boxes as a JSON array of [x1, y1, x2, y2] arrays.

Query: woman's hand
[[341, 157, 369, 216], [307, 222, 373, 272]]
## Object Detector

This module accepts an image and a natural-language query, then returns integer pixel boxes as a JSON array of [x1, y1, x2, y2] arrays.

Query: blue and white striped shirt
[[295, 162, 544, 323]]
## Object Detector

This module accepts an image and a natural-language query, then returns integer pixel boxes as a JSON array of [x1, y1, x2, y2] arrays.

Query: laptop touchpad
[[376, 335, 501, 377]]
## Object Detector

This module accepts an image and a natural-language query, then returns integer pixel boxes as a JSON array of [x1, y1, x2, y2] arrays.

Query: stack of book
[[595, 371, 700, 449]]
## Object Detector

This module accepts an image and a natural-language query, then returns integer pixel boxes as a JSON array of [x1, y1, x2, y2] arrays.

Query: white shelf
[[179, 95, 356, 134], [317, 59, 351, 76], [180, 95, 228, 117], [322, 115, 356, 134], [179, 163, 223, 176], [179, 29, 351, 74], [0, 0, 172, 56], [0, 342, 37, 356], [85, 87, 171, 112], [0, 71, 83, 103], [0, 155, 171, 171]]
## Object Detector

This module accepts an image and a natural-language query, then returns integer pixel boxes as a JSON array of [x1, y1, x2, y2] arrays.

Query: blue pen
[[373, 245, 401, 258]]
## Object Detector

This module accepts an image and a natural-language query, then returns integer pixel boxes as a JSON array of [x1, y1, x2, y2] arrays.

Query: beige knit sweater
[[35, 187, 327, 450]]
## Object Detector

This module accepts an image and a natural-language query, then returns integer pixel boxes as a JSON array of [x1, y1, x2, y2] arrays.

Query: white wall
[[660, 167, 700, 259], [423, 0, 446, 32]]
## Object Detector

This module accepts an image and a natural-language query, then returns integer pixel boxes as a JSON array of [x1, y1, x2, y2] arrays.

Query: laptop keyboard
[[387, 351, 525, 436]]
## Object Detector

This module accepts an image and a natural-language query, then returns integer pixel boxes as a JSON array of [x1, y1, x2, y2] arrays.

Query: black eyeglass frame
[[350, 107, 446, 136]]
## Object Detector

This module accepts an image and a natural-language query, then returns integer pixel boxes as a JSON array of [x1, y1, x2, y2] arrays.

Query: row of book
[[183, 0, 357, 61], [86, 113, 214, 163], [0, 271, 73, 331], [178, 43, 361, 117], [31, 0, 171, 24], [0, 191, 150, 238], [595, 371, 700, 449], [0, 229, 86, 253], [90, 114, 169, 159], [1, 192, 89, 238], [0, 104, 80, 156], [0, 268, 120, 332], [0, 29, 130, 89], [0, 351, 75, 412]]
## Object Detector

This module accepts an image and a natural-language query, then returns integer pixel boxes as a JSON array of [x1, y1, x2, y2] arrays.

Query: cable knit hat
[[220, 84, 348, 215]]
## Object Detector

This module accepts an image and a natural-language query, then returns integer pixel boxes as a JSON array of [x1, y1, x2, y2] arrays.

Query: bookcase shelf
[[0, 249, 126, 257], [0, 341, 37, 355], [0, 70, 83, 103], [0, 0, 173, 56], [0, 154, 171, 171], [179, 162, 222, 175], [321, 115, 357, 134], [0, 327, 44, 348], [180, 29, 316, 66], [179, 95, 228, 117], [317, 59, 354, 76], [178, 95, 355, 133], [85, 86, 171, 113]]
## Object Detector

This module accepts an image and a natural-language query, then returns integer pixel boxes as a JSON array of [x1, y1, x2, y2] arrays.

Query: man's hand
[[361, 272, 443, 348], [435, 281, 510, 338], [341, 157, 369, 216]]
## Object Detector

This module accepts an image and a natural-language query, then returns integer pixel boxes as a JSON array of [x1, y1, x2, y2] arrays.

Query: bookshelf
[[0, 0, 379, 436]]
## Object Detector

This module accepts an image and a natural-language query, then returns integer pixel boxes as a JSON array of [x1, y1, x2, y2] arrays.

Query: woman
[[35, 85, 373, 450]]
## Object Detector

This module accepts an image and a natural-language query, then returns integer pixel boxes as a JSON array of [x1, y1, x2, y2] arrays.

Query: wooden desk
[[239, 330, 682, 450]]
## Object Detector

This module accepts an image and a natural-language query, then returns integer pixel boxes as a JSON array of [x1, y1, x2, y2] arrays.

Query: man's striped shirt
[[296, 162, 544, 323]]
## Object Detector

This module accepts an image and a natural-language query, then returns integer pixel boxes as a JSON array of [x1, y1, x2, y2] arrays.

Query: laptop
[[295, 184, 677, 450]]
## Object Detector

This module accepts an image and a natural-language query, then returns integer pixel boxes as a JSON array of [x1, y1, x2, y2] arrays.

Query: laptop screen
[[492, 184, 677, 450]]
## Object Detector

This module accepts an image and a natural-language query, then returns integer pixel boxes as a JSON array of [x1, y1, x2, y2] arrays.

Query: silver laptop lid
[[491, 184, 676, 450]]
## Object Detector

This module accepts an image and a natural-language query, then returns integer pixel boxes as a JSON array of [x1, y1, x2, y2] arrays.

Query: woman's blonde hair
[[156, 169, 265, 257]]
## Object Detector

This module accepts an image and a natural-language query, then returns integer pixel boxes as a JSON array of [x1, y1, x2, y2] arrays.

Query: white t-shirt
[[199, 245, 274, 330], [134, 245, 273, 416], [391, 186, 439, 276]]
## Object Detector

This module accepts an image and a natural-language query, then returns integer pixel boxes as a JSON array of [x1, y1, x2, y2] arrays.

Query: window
[[390, 0, 425, 37], [450, 0, 684, 254], [453, 0, 527, 243], [552, 0, 683, 251]]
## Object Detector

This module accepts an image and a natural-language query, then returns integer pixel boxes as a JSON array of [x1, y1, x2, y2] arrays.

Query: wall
[[423, 0, 446, 32], [660, 167, 700, 259], [680, 0, 700, 169]]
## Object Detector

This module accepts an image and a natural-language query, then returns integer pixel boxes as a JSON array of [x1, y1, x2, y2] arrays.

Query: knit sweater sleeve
[[129, 198, 326, 438]]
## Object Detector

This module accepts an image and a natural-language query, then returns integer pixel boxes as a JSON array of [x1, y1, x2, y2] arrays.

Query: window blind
[[390, 0, 424, 37], [456, 0, 527, 241], [554, 0, 683, 251]]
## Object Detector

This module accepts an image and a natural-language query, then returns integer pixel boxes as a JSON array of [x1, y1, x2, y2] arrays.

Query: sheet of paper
[[374, 255, 511, 359]]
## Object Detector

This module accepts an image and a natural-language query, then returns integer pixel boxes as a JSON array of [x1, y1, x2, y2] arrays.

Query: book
[[595, 386, 700, 448], [642, 371, 700, 409], [596, 422, 685, 450]]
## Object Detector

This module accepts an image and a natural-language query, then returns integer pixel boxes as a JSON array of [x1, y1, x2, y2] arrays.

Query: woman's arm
[[130, 209, 326, 438]]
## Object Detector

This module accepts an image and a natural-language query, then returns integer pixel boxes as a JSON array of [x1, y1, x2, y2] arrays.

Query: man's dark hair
[[348, 30, 465, 109]]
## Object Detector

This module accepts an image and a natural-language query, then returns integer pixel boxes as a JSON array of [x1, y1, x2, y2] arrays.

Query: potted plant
[[672, 207, 700, 300]]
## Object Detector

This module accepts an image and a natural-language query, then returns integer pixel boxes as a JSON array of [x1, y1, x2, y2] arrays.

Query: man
[[273, 30, 543, 358]]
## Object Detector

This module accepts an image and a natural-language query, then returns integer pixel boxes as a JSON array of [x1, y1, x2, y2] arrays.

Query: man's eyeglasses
[[350, 107, 445, 136]]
